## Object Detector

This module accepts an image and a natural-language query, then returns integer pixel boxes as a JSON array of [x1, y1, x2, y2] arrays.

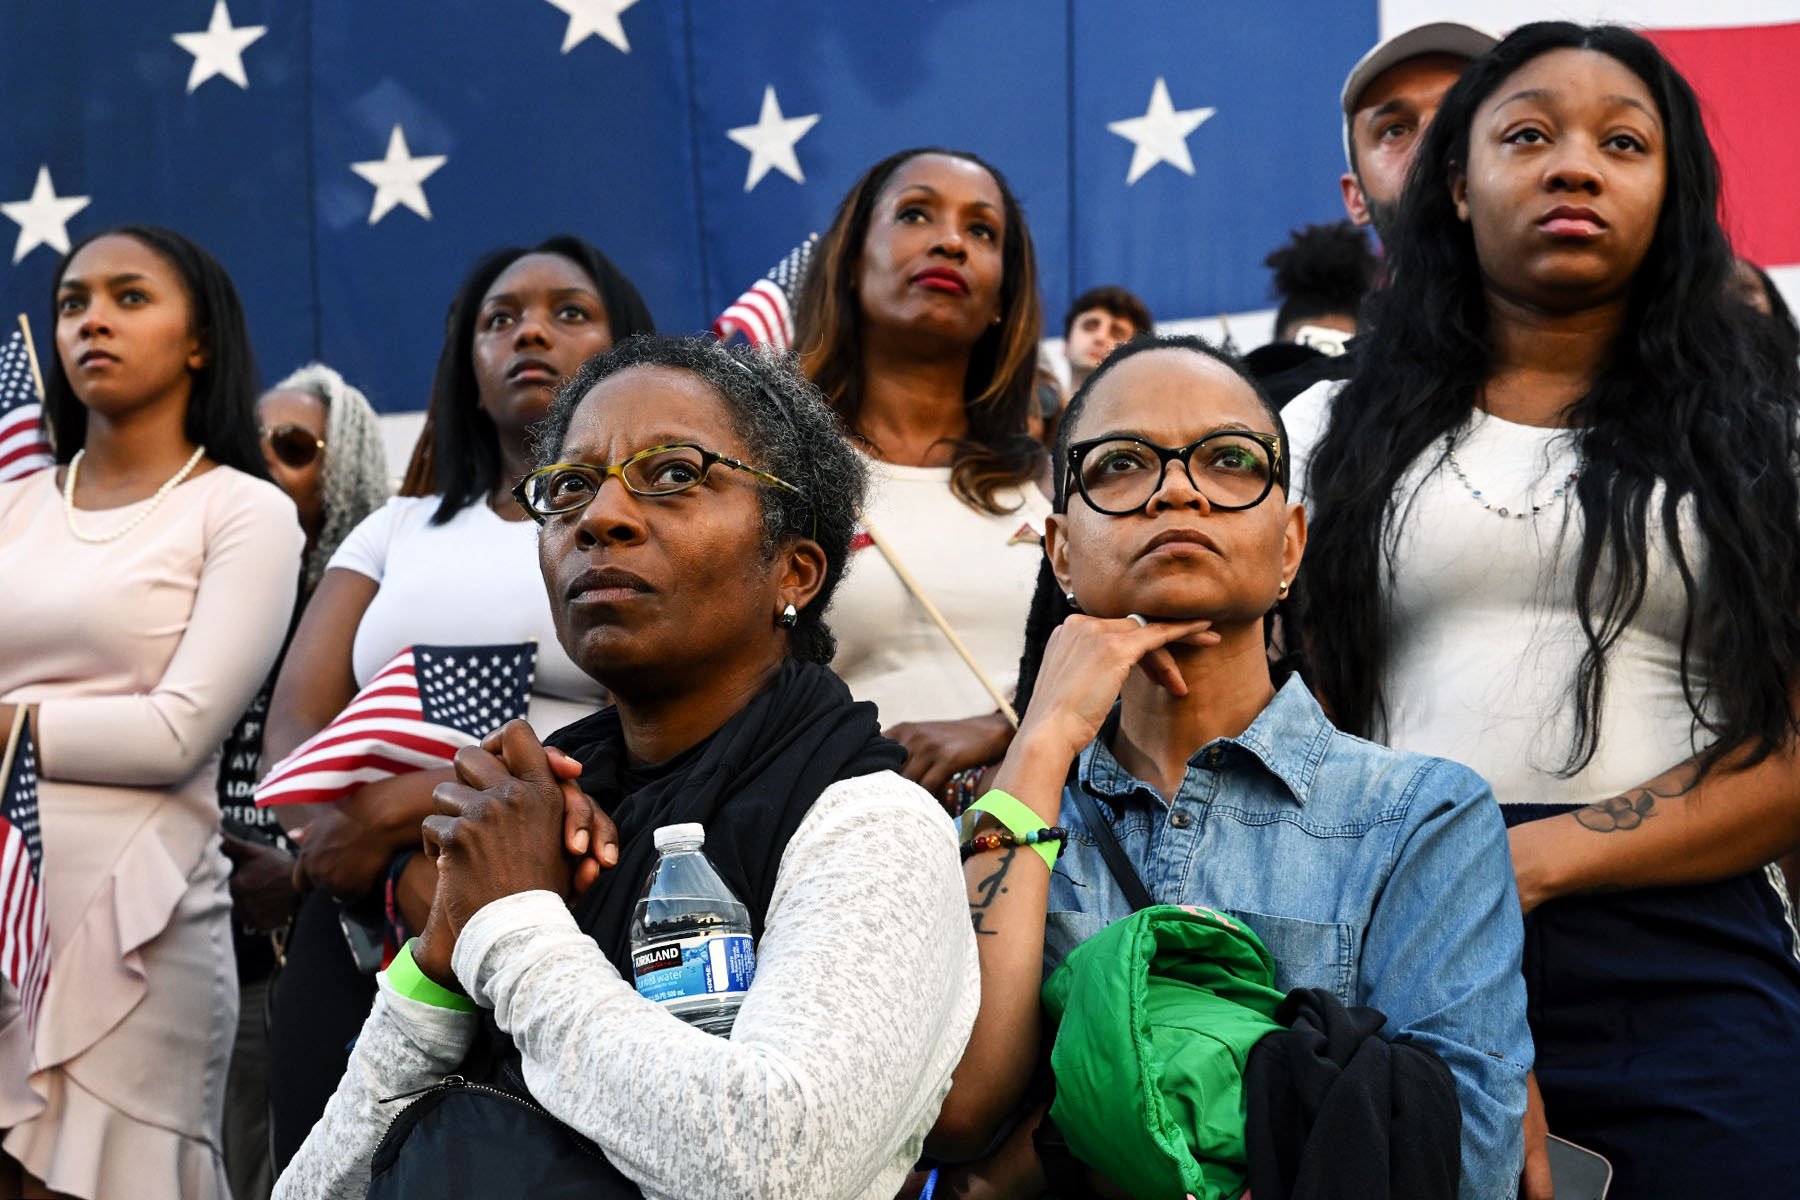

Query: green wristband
[[385, 939, 477, 1012], [969, 789, 1061, 871]]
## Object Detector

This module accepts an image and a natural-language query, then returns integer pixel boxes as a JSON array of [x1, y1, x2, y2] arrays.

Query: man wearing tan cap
[[1340, 21, 1498, 242]]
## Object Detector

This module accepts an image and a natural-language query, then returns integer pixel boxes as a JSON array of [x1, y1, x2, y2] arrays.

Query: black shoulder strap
[[1064, 777, 1156, 912]]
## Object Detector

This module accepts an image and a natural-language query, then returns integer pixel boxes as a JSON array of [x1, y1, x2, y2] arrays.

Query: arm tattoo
[[1574, 774, 1696, 833], [968, 846, 1018, 937]]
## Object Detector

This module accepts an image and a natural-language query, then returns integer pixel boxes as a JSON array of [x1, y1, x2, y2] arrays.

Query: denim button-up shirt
[[1046, 677, 1531, 1200]]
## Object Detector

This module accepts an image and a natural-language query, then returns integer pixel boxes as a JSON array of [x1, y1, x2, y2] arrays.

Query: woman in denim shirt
[[929, 336, 1530, 1199]]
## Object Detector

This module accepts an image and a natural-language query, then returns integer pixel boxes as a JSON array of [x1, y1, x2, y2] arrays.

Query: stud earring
[[1277, 579, 1290, 599], [778, 603, 799, 629], [1064, 591, 1079, 610]]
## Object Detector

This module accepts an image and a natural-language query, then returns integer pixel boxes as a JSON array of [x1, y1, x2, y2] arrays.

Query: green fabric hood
[[1041, 905, 1287, 1199]]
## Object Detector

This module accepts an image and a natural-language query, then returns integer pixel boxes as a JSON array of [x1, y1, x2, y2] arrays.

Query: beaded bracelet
[[940, 765, 988, 817], [960, 826, 1068, 862]]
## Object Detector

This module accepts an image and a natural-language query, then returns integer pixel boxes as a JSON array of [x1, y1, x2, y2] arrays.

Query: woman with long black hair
[[0, 226, 302, 1199], [263, 234, 655, 1166], [1288, 22, 1800, 1194]]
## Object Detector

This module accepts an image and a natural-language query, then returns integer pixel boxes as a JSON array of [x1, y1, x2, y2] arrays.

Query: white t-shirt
[[828, 456, 1053, 727], [1286, 381, 1708, 808], [328, 495, 605, 734]]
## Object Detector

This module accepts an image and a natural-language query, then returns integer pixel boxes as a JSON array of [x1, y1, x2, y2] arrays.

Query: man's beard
[[1364, 191, 1399, 248]]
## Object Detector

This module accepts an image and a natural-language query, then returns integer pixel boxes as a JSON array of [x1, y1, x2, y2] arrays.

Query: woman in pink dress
[[0, 225, 303, 1199]]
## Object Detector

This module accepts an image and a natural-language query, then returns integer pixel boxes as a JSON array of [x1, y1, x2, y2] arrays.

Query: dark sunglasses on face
[[262, 424, 326, 469], [1065, 430, 1286, 516]]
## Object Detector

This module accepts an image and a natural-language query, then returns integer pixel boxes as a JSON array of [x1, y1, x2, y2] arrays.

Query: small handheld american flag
[[0, 323, 53, 485], [711, 234, 818, 351], [0, 709, 50, 1042], [254, 642, 538, 807]]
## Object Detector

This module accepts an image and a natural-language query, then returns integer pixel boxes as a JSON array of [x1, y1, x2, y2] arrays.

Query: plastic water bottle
[[628, 823, 755, 1036]]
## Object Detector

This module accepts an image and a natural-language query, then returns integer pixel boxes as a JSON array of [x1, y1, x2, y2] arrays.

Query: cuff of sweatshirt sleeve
[[451, 890, 582, 1004], [372, 972, 480, 1058], [385, 939, 477, 1011]]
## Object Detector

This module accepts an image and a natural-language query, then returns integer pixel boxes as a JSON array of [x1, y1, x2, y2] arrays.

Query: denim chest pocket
[[1222, 909, 1357, 1005]]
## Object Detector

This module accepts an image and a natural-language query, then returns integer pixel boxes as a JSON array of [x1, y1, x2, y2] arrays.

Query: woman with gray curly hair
[[275, 335, 978, 1200], [215, 362, 390, 1200], [257, 362, 393, 590]]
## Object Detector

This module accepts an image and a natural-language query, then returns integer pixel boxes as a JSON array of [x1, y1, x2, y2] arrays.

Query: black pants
[[267, 891, 378, 1171]]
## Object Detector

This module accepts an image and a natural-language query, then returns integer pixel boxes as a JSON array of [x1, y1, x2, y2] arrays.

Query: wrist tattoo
[[968, 846, 1018, 937]]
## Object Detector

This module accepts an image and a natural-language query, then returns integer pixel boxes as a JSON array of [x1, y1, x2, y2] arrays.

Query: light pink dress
[[0, 465, 301, 1199]]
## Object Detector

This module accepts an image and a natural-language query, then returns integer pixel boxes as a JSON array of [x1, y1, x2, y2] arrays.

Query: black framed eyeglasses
[[261, 424, 325, 469], [1066, 431, 1286, 516], [512, 442, 814, 531]]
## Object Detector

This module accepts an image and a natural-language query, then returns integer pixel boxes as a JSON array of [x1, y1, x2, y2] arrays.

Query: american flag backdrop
[[1, 2, 1795, 418], [254, 641, 537, 808], [0, 324, 52, 485], [0, 713, 50, 1043]]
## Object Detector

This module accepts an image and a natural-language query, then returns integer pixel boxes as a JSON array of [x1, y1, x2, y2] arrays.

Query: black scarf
[[551, 656, 905, 971], [452, 659, 904, 1195]]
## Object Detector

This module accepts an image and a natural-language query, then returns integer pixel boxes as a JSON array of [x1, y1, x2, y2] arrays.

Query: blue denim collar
[[1075, 675, 1333, 814]]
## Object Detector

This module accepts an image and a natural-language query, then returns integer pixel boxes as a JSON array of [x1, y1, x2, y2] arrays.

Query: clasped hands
[[412, 720, 620, 990]]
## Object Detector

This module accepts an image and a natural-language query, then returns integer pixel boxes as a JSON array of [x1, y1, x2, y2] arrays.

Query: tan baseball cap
[[1341, 21, 1500, 164]]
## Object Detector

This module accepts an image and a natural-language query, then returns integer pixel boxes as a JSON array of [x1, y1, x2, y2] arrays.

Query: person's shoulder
[[1314, 724, 1497, 824], [1283, 379, 1344, 448], [811, 769, 948, 829], [0, 466, 54, 513], [354, 494, 444, 539], [202, 464, 292, 512]]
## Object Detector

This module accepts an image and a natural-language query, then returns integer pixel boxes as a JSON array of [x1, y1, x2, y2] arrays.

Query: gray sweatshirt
[[273, 771, 979, 1200]]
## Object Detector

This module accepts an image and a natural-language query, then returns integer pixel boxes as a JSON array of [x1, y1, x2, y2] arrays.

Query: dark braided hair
[[1012, 335, 1288, 714], [1297, 23, 1800, 776]]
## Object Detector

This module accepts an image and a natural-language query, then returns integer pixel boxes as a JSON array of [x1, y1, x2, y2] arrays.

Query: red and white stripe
[[0, 822, 48, 1037], [0, 404, 52, 484], [713, 279, 796, 350], [255, 649, 476, 807]]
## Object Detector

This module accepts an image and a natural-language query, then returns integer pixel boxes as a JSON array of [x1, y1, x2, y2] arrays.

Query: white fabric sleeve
[[35, 479, 302, 786], [1281, 378, 1342, 514], [324, 495, 409, 583], [452, 772, 979, 1200], [271, 975, 479, 1200]]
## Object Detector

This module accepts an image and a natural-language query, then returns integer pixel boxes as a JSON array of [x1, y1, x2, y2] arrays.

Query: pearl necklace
[[1444, 432, 1579, 520], [63, 445, 207, 543]]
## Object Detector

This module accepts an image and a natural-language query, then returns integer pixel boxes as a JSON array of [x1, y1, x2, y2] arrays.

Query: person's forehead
[[1352, 52, 1469, 120], [564, 365, 741, 453], [1478, 49, 1658, 123], [258, 388, 327, 425], [484, 251, 596, 302], [1076, 307, 1134, 330], [882, 154, 1003, 208], [1081, 351, 1270, 436], [61, 234, 177, 284]]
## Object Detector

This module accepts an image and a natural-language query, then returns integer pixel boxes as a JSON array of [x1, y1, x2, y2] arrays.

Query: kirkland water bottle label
[[631, 933, 755, 1005]]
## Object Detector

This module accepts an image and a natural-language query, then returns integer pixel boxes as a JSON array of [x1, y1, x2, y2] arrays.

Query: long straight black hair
[[1297, 23, 1800, 776], [400, 234, 656, 524], [44, 224, 265, 478]]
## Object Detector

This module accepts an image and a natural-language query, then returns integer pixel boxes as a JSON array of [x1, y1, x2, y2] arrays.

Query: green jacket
[[1040, 905, 1286, 1199]]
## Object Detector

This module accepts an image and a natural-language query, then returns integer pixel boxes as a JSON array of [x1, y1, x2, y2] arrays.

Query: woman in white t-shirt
[[1288, 25, 1800, 1197], [261, 234, 654, 1166], [793, 148, 1051, 804]]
